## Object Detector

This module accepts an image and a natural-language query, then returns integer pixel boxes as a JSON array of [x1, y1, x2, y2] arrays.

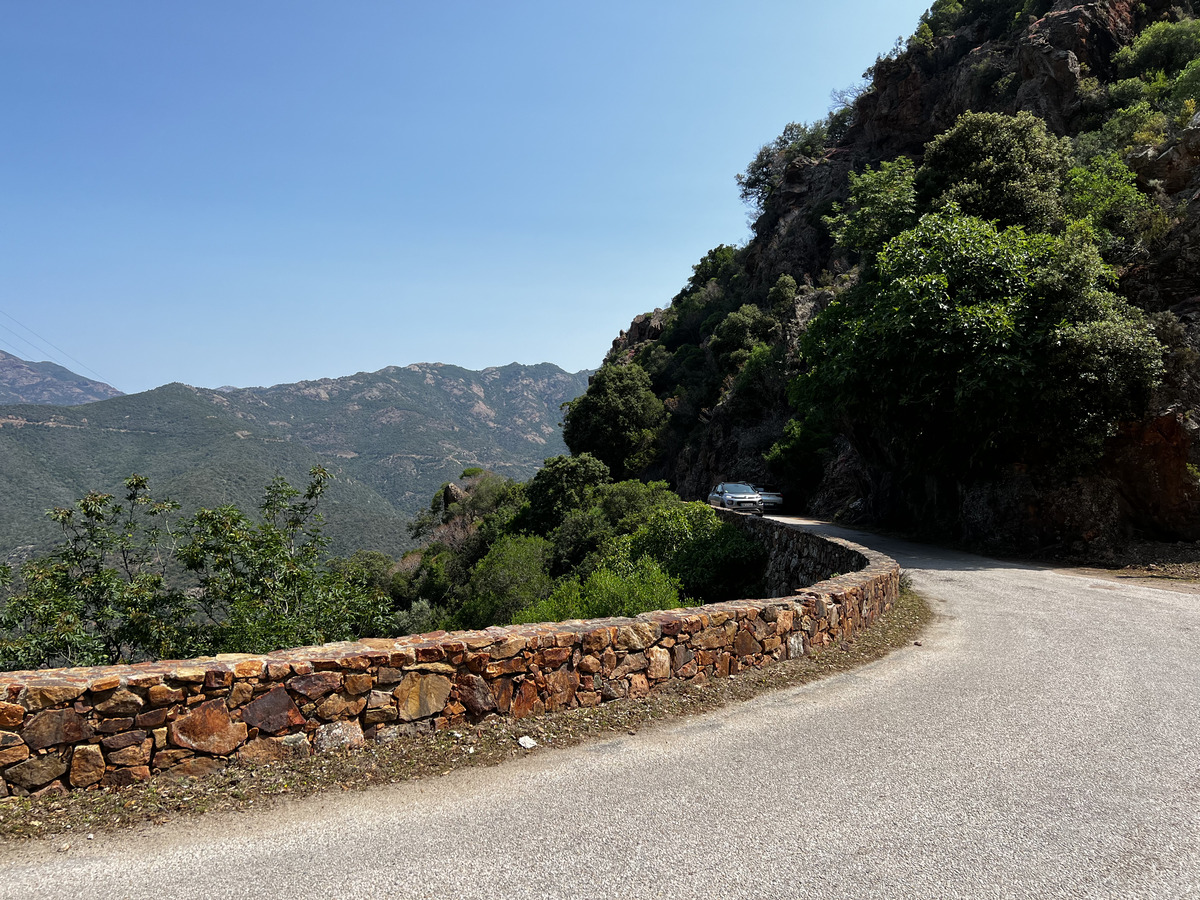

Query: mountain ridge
[[0, 350, 123, 406], [0, 361, 590, 562]]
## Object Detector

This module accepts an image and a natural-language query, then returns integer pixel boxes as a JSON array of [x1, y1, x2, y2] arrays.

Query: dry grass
[[0, 583, 931, 845]]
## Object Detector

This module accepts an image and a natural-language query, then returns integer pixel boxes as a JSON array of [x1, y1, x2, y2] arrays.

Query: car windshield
[[725, 483, 755, 493]]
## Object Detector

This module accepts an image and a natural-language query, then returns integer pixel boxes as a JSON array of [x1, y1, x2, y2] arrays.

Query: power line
[[0, 333, 39, 360], [0, 308, 115, 386], [0, 323, 45, 361]]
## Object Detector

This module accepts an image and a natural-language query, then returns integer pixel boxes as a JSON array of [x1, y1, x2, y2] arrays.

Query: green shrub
[[521, 453, 611, 535], [916, 111, 1072, 232], [1064, 152, 1167, 251], [562, 364, 666, 480], [825, 156, 918, 270], [512, 555, 685, 625], [1172, 58, 1200, 111], [708, 305, 782, 375], [793, 212, 1164, 480], [457, 534, 554, 629], [627, 503, 766, 603], [1116, 18, 1200, 79], [1109, 77, 1152, 107]]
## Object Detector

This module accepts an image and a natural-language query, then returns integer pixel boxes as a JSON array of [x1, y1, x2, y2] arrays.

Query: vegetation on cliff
[[568, 0, 1200, 550]]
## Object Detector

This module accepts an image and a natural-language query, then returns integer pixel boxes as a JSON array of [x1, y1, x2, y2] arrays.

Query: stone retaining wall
[[0, 517, 898, 797]]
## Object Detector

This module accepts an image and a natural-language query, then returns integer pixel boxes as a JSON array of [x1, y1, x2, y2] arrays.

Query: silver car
[[754, 485, 784, 512], [707, 482, 763, 514]]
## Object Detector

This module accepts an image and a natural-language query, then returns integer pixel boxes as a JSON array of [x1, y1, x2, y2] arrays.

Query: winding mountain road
[[3, 518, 1198, 899]]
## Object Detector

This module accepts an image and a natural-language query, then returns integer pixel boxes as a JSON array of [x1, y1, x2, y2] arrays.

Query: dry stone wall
[[0, 517, 898, 797]]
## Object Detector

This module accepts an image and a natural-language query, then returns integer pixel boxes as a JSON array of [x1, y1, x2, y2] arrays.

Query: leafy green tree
[[1063, 152, 1167, 253], [457, 534, 554, 629], [548, 506, 613, 577], [915, 111, 1073, 232], [766, 274, 799, 320], [562, 363, 666, 480], [513, 554, 684, 625], [1173, 58, 1200, 109], [328, 549, 394, 594], [626, 503, 766, 603], [684, 244, 740, 293], [0, 475, 202, 670], [590, 479, 681, 530], [1116, 18, 1200, 79], [178, 467, 392, 653], [708, 305, 782, 375], [521, 453, 611, 535], [922, 0, 964, 35], [794, 212, 1163, 480], [825, 157, 918, 271]]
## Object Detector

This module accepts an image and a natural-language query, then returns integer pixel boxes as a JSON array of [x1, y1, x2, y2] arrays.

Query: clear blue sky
[[1, 1, 931, 394]]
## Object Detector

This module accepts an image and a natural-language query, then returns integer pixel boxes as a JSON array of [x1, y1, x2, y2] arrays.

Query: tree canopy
[[562, 363, 666, 480]]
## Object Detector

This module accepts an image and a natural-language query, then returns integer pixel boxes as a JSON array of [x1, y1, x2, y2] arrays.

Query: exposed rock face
[[1102, 413, 1200, 538], [1124, 117, 1200, 311], [611, 309, 667, 357]]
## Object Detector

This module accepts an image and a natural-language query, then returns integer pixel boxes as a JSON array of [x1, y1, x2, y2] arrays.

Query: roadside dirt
[[1049, 538, 1200, 593]]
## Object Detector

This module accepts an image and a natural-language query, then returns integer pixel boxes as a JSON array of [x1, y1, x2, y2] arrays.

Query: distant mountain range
[[0, 361, 590, 562], [0, 350, 123, 405]]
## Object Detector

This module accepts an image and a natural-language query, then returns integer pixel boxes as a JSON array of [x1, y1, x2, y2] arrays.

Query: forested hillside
[[565, 0, 1200, 553], [0, 363, 589, 561]]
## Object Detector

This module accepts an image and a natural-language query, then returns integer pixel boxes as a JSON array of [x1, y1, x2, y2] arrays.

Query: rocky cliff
[[603, 0, 1200, 552]]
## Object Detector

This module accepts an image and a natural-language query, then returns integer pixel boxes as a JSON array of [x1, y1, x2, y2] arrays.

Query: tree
[[1115, 18, 1200, 79], [562, 363, 666, 480], [513, 554, 683, 625], [457, 534, 554, 629], [625, 503, 766, 603], [0, 476, 202, 669], [177, 467, 392, 654], [522, 453, 611, 535], [825, 157, 918, 271], [793, 212, 1164, 481], [915, 111, 1073, 232], [708, 304, 783, 375], [1063, 152, 1167, 253]]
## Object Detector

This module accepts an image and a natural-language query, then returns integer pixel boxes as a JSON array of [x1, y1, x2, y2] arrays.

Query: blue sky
[[1, 1, 932, 394]]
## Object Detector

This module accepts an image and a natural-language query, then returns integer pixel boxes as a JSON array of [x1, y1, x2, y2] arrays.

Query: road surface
[[3, 518, 1198, 899]]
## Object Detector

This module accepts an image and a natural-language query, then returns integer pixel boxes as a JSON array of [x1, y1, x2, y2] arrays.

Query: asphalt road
[[4, 518, 1199, 899]]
